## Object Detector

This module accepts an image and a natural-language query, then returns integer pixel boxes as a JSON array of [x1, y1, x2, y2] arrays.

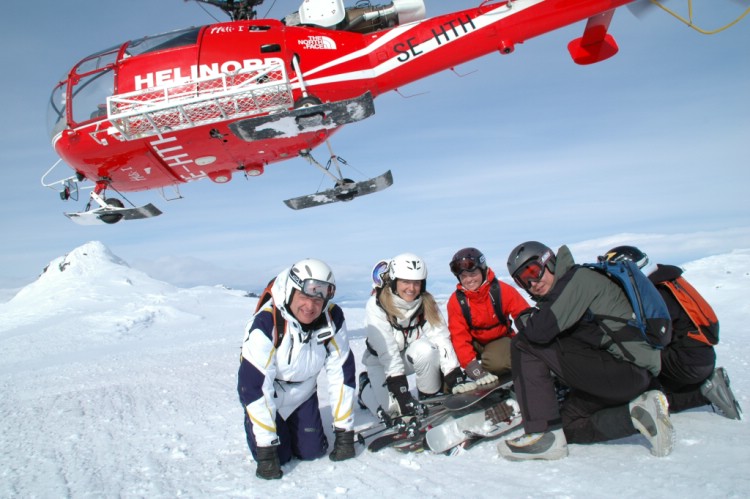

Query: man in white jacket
[[238, 258, 356, 479]]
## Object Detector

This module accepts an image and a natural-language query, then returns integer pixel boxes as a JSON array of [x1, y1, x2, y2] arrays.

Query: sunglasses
[[450, 258, 482, 276], [512, 260, 546, 289], [289, 271, 336, 300]]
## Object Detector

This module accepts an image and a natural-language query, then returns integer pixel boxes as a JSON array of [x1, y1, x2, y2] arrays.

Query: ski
[[425, 396, 522, 454], [419, 373, 513, 411], [366, 408, 450, 453]]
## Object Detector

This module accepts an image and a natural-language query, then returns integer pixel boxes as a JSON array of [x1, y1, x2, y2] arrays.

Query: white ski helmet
[[286, 258, 336, 304], [388, 253, 428, 281]]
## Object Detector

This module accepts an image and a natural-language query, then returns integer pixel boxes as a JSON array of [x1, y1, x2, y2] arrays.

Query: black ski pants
[[511, 334, 652, 443], [658, 342, 715, 413]]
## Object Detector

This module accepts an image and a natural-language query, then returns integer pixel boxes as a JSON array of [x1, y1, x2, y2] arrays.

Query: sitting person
[[446, 247, 530, 385], [602, 245, 742, 420], [499, 241, 675, 461], [358, 252, 475, 420]]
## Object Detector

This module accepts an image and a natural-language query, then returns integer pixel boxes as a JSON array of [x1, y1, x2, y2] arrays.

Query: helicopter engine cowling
[[340, 0, 426, 34]]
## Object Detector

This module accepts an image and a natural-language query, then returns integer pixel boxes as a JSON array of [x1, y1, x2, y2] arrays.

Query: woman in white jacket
[[359, 253, 475, 419]]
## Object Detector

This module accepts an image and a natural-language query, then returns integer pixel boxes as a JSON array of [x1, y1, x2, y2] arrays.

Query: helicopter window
[[75, 45, 120, 75], [69, 68, 115, 126], [46, 80, 67, 140], [261, 44, 281, 53], [126, 27, 201, 56]]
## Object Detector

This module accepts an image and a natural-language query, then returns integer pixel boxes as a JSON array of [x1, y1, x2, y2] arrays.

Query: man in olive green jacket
[[498, 241, 674, 461]]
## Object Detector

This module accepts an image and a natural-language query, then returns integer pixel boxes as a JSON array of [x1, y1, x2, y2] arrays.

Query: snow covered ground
[[1, 241, 748, 498]]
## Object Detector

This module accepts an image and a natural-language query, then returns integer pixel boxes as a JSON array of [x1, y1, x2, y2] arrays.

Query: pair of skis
[[358, 378, 522, 454]]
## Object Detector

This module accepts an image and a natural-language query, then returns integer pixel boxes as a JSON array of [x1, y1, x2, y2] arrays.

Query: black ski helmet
[[449, 247, 488, 281], [507, 241, 556, 282], [601, 245, 649, 269]]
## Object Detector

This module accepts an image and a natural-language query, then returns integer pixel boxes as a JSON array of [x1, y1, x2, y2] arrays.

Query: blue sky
[[1, 0, 748, 302]]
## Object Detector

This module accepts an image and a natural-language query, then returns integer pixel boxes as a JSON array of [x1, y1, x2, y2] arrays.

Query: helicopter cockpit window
[[75, 45, 120, 75], [69, 66, 115, 126], [125, 27, 201, 56], [46, 80, 67, 140]]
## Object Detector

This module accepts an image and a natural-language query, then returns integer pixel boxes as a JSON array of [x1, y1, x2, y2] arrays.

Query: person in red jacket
[[446, 247, 530, 385]]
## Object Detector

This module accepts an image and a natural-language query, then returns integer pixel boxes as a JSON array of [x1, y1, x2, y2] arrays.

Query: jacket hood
[[554, 245, 575, 277], [648, 263, 684, 283]]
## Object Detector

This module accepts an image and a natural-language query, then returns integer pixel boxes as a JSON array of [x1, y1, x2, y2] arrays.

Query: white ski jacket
[[238, 271, 355, 447], [364, 289, 459, 379]]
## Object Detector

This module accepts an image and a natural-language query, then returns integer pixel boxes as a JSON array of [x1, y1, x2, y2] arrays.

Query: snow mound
[[0, 241, 254, 367]]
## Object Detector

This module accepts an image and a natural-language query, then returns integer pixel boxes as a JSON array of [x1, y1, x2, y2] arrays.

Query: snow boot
[[700, 367, 743, 420], [629, 390, 675, 457], [497, 428, 568, 461]]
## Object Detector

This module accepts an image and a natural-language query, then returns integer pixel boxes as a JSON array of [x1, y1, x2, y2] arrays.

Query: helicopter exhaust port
[[208, 170, 233, 183], [498, 41, 515, 55]]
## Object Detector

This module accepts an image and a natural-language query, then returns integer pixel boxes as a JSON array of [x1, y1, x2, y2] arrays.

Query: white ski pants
[[360, 338, 442, 418]]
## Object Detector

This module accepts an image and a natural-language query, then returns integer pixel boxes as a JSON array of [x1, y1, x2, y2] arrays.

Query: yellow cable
[[649, 0, 750, 35]]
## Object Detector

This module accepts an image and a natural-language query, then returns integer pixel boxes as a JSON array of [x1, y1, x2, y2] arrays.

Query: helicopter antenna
[[189, 0, 264, 20]]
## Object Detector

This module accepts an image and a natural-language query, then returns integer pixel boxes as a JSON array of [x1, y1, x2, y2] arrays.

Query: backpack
[[455, 278, 508, 331], [581, 260, 672, 349], [660, 276, 719, 346], [254, 278, 286, 348]]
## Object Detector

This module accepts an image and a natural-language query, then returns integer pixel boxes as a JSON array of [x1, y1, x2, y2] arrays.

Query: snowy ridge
[[0, 242, 748, 497]]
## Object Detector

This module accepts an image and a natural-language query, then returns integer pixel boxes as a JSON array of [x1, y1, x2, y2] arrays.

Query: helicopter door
[[197, 20, 293, 117]]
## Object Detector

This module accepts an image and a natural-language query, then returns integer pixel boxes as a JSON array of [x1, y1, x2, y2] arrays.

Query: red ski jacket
[[447, 268, 530, 368]]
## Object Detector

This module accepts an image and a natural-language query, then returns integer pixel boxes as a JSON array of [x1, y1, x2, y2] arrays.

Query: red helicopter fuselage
[[47, 0, 632, 198]]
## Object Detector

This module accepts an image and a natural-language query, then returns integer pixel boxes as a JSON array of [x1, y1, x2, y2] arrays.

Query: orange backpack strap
[[255, 277, 286, 348], [662, 277, 719, 346]]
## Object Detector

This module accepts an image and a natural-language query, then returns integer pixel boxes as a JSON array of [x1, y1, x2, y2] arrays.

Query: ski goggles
[[289, 272, 335, 300], [512, 260, 546, 290], [371, 260, 389, 288], [449, 257, 482, 276]]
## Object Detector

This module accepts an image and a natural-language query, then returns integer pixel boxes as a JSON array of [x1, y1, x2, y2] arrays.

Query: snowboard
[[437, 374, 513, 411], [229, 91, 376, 141], [283, 170, 393, 210], [425, 397, 521, 454], [65, 203, 162, 225]]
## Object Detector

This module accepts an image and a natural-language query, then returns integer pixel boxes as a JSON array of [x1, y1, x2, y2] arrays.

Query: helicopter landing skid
[[65, 203, 163, 225], [229, 92, 375, 141], [284, 170, 393, 210]]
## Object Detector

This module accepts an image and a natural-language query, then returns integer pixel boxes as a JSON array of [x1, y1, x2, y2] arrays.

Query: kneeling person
[[500, 242, 675, 461], [238, 259, 357, 479]]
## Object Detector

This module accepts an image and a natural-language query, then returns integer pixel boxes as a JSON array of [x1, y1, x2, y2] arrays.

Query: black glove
[[329, 428, 355, 462], [386, 374, 418, 416], [255, 445, 283, 480], [444, 367, 477, 394], [465, 359, 489, 380], [465, 359, 499, 386], [443, 367, 468, 390]]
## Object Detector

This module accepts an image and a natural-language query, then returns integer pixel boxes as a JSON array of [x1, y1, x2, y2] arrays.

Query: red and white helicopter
[[40, 0, 735, 224]]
